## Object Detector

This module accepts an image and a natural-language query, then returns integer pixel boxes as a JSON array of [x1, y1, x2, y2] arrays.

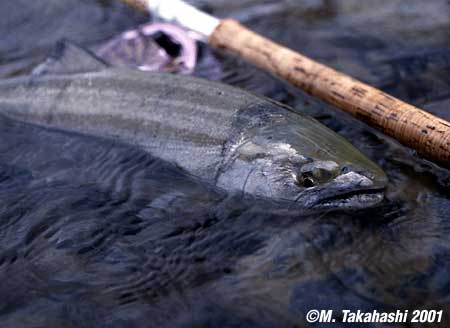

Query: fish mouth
[[314, 187, 385, 209], [300, 171, 388, 210]]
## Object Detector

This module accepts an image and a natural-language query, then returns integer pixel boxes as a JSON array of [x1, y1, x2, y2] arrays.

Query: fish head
[[219, 106, 387, 210]]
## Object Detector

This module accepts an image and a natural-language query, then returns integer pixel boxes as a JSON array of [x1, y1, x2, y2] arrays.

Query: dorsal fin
[[32, 40, 108, 76]]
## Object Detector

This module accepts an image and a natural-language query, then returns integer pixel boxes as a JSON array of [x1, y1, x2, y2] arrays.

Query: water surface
[[1, 0, 450, 327]]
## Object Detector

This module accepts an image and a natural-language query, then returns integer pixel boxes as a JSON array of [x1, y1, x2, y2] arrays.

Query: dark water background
[[1, 0, 450, 327]]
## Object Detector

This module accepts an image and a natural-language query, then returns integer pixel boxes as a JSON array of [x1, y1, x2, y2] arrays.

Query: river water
[[1, 0, 449, 327]]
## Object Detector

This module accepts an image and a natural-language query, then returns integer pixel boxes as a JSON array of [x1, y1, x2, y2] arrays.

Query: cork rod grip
[[210, 19, 450, 167], [121, 0, 148, 13]]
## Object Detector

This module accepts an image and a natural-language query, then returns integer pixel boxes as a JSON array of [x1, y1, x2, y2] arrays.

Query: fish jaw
[[295, 171, 388, 210]]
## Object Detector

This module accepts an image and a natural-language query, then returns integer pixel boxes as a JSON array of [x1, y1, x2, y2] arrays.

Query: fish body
[[0, 59, 387, 209]]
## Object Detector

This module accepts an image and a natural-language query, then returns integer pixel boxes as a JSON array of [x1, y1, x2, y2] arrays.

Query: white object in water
[[147, 0, 220, 41]]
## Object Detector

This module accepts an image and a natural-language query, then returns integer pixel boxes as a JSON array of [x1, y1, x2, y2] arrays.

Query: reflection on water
[[1, 0, 450, 327], [0, 0, 147, 78]]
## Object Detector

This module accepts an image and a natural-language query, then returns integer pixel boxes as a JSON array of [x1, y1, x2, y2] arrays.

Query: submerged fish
[[0, 45, 387, 210]]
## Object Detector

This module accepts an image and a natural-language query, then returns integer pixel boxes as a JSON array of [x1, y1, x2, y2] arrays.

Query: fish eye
[[341, 165, 350, 174], [297, 174, 316, 188], [296, 161, 339, 188]]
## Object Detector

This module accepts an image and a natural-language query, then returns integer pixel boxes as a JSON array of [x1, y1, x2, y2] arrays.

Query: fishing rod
[[122, 0, 450, 168]]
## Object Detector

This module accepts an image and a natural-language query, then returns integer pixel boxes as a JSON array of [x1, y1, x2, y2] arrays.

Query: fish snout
[[334, 171, 373, 187], [339, 162, 388, 189], [334, 170, 387, 191]]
